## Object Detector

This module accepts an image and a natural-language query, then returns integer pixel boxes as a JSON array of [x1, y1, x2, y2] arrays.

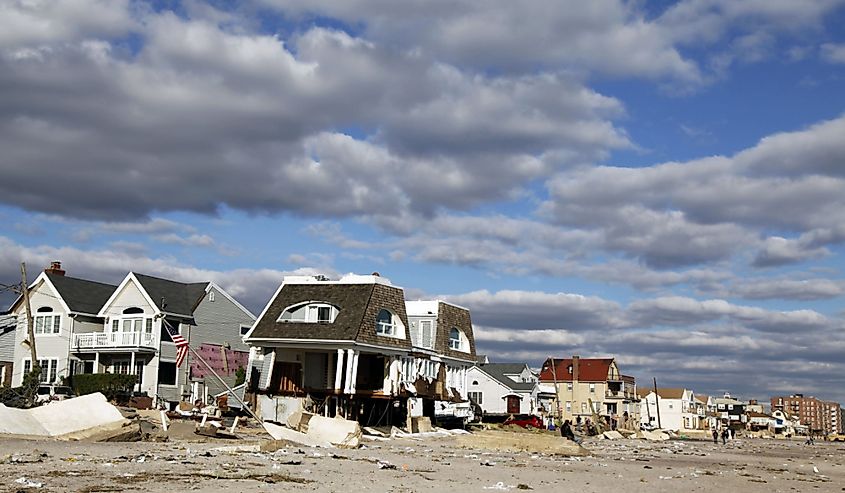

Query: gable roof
[[45, 273, 117, 315], [478, 363, 535, 392], [133, 273, 208, 317], [538, 358, 615, 382]]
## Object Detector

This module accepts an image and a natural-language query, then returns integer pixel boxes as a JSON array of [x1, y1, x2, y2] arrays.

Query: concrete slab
[[0, 393, 126, 439], [262, 422, 332, 448], [305, 415, 362, 449]]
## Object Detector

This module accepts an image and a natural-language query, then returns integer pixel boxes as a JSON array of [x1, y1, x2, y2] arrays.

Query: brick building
[[771, 394, 843, 435]]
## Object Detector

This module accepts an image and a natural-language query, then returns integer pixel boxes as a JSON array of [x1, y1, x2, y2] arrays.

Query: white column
[[94, 351, 100, 374], [129, 351, 136, 393], [334, 349, 345, 392], [349, 350, 360, 394], [344, 349, 355, 394]]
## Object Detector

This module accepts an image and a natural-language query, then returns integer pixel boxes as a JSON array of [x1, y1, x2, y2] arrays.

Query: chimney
[[572, 355, 580, 382], [45, 261, 65, 276]]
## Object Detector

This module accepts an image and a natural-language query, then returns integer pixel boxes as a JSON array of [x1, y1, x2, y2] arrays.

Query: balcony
[[73, 332, 156, 351]]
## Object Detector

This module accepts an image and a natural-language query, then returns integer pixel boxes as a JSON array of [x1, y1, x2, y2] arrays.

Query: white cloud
[[821, 42, 845, 63]]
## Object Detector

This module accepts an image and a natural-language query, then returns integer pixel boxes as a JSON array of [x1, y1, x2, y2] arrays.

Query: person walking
[[712, 429, 718, 444], [721, 428, 728, 445]]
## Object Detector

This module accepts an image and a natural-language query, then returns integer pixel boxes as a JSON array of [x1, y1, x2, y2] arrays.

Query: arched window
[[376, 309, 395, 335], [36, 306, 53, 313], [449, 328, 461, 350], [123, 307, 144, 314], [278, 302, 339, 323]]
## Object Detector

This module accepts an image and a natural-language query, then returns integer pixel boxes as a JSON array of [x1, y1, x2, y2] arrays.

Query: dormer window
[[375, 309, 405, 338], [449, 328, 461, 350], [34, 307, 60, 335], [279, 302, 339, 323], [376, 309, 395, 335]]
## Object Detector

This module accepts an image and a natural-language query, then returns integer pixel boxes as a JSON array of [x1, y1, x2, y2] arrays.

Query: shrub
[[67, 374, 138, 401]]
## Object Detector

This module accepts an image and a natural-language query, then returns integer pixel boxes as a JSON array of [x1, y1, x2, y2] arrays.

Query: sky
[[1, 0, 845, 406]]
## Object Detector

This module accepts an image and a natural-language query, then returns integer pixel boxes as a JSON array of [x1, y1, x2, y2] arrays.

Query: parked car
[[503, 415, 544, 429], [35, 385, 74, 404]]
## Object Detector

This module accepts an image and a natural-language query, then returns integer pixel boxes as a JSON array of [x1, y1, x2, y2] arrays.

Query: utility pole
[[20, 262, 37, 365], [549, 357, 561, 419], [653, 377, 662, 430]]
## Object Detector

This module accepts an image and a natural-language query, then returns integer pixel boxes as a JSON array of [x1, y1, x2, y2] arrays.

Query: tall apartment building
[[771, 394, 843, 435]]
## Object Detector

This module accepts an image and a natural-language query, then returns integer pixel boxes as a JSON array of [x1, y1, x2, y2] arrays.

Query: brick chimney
[[45, 261, 65, 276], [572, 355, 580, 382]]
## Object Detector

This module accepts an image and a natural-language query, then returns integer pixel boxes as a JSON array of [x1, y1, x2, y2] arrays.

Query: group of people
[[712, 427, 736, 444]]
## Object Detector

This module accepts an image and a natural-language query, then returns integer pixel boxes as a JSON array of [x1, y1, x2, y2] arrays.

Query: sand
[[1, 433, 843, 492]]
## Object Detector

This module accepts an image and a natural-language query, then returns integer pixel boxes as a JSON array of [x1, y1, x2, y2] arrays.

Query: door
[[507, 395, 520, 414]]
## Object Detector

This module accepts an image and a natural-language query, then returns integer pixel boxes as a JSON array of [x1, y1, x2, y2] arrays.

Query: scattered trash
[[481, 460, 497, 466], [14, 477, 43, 488], [483, 482, 513, 490], [377, 460, 396, 470]]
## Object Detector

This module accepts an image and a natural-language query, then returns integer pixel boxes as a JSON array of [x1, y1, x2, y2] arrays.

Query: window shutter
[[421, 321, 432, 348], [258, 350, 276, 391]]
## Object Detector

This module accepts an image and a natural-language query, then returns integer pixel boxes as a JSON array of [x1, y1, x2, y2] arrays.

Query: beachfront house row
[[638, 387, 703, 432], [6, 263, 254, 407], [538, 356, 640, 429], [242, 274, 478, 429]]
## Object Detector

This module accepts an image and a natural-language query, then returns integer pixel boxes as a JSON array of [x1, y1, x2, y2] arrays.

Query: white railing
[[73, 332, 155, 349]]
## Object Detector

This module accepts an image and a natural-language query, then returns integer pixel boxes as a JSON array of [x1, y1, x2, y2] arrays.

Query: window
[[589, 383, 595, 393], [279, 302, 339, 323], [23, 359, 59, 383], [158, 361, 177, 385], [240, 324, 251, 336], [581, 402, 587, 413], [565, 401, 572, 413], [376, 309, 395, 336], [449, 328, 461, 350], [567, 382, 573, 391], [34, 314, 61, 335], [468, 391, 483, 405], [420, 320, 433, 349], [209, 291, 215, 302], [161, 320, 180, 343], [112, 360, 131, 375]]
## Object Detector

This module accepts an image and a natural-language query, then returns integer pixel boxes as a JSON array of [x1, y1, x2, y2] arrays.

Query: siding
[[435, 302, 476, 362], [11, 283, 72, 386], [184, 287, 255, 398]]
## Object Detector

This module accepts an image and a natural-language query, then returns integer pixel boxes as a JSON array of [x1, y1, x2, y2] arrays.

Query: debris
[[601, 431, 624, 440], [14, 477, 44, 488], [0, 393, 127, 439], [481, 460, 497, 466], [483, 482, 512, 490], [378, 460, 397, 469]]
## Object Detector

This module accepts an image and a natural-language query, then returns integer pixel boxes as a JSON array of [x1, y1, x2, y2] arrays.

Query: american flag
[[163, 319, 189, 367]]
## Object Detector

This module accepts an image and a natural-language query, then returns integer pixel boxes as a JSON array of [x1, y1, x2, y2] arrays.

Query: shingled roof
[[45, 273, 117, 315], [133, 273, 208, 317], [247, 280, 411, 349], [478, 363, 535, 392]]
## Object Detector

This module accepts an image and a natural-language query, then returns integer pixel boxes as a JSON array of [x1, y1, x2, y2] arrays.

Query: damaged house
[[243, 274, 477, 429]]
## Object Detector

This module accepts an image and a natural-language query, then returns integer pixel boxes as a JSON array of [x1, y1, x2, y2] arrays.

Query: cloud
[[0, 7, 629, 221], [726, 277, 844, 301], [0, 235, 328, 313], [821, 42, 845, 63], [541, 115, 845, 269]]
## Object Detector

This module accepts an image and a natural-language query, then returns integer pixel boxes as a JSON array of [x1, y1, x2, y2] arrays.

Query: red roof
[[538, 358, 615, 382]]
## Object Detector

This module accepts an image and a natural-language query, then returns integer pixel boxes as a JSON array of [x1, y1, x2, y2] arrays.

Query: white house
[[466, 363, 539, 417], [8, 263, 117, 388], [639, 387, 701, 431], [88, 272, 255, 405]]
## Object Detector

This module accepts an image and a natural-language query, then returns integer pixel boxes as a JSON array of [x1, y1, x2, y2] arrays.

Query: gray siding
[[0, 316, 15, 361], [182, 287, 255, 398]]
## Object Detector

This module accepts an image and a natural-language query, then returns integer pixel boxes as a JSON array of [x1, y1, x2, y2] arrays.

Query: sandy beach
[[2, 432, 843, 493]]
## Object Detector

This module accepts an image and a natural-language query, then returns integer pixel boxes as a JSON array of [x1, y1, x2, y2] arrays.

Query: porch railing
[[73, 332, 156, 349]]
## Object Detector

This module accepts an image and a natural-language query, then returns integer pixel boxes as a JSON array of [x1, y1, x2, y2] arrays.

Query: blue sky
[[2, 0, 845, 404]]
